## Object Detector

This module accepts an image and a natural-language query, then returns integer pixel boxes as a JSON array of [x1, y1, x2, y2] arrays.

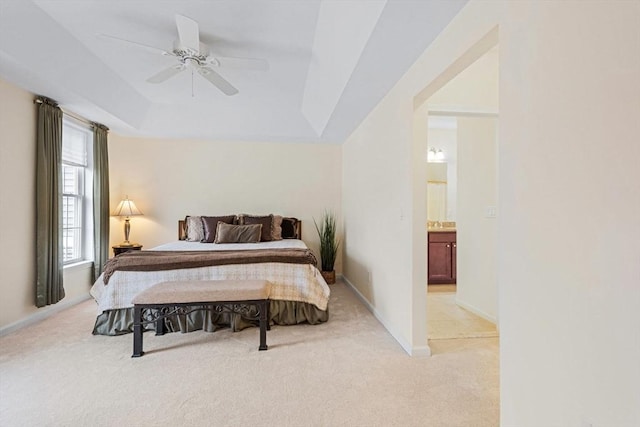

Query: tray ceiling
[[0, 0, 466, 143]]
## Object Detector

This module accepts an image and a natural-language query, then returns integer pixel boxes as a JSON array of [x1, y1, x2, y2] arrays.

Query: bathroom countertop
[[427, 228, 457, 233]]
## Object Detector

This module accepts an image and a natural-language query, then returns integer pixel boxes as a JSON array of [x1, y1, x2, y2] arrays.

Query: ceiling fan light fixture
[[184, 57, 200, 69]]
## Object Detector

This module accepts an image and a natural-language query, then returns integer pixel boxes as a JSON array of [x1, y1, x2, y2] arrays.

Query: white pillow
[[185, 216, 205, 242]]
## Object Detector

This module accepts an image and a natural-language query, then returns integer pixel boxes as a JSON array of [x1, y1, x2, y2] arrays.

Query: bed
[[90, 215, 330, 335]]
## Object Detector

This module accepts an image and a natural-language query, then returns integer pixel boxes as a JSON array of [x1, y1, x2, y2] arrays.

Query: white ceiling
[[0, 0, 466, 143]]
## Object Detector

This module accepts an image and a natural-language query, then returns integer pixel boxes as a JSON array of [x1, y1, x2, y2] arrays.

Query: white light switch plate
[[485, 206, 497, 218]]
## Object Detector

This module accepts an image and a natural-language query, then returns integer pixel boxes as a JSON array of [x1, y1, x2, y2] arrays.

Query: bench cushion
[[132, 280, 271, 305]]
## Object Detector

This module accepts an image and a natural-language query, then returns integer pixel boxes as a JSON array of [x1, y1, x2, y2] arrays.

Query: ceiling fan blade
[[197, 67, 238, 96], [146, 65, 185, 83], [209, 56, 269, 71], [97, 33, 173, 56], [175, 15, 200, 53]]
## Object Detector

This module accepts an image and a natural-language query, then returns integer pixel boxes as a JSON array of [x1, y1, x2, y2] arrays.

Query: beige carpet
[[428, 285, 499, 340], [0, 280, 499, 427]]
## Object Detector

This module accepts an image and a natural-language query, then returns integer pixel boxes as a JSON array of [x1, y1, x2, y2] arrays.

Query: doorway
[[421, 44, 500, 341]]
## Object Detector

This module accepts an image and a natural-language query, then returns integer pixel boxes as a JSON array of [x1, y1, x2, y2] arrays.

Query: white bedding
[[90, 239, 330, 313], [151, 239, 308, 252]]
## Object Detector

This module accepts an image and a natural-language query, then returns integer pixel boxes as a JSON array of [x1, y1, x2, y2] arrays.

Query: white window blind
[[62, 117, 93, 264], [62, 121, 88, 166]]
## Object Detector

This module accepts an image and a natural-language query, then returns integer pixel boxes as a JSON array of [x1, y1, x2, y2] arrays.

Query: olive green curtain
[[35, 97, 64, 307], [92, 124, 110, 281]]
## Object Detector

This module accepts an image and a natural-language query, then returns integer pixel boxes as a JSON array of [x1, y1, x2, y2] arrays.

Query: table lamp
[[112, 195, 143, 246]]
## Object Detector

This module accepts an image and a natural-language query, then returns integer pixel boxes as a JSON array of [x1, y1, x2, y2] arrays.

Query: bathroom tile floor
[[427, 284, 499, 340]]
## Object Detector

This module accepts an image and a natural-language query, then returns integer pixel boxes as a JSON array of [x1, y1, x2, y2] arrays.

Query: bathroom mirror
[[427, 162, 448, 222]]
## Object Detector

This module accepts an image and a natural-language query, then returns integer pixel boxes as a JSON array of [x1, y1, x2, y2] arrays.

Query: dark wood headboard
[[178, 220, 187, 241], [179, 217, 301, 241]]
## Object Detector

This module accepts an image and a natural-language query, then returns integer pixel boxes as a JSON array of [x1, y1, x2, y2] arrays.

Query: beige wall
[[107, 135, 342, 269], [0, 78, 36, 328], [344, 0, 639, 425], [342, 91, 417, 353], [498, 2, 640, 425], [0, 78, 93, 331], [456, 117, 498, 322], [428, 46, 499, 114]]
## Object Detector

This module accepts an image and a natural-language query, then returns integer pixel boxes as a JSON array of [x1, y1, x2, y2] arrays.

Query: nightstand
[[112, 244, 143, 257]]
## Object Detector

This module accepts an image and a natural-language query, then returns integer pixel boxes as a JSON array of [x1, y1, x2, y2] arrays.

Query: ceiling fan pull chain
[[191, 69, 194, 97]]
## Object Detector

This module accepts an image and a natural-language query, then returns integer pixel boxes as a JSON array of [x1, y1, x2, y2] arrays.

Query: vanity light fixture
[[428, 147, 446, 162]]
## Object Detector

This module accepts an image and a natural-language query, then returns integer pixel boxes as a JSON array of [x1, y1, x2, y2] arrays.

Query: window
[[62, 118, 93, 264]]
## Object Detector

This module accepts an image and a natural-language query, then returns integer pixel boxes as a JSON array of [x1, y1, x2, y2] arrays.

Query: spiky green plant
[[314, 211, 340, 272]]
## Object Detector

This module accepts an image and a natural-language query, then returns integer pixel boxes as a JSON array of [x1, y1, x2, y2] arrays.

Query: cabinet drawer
[[428, 232, 456, 243]]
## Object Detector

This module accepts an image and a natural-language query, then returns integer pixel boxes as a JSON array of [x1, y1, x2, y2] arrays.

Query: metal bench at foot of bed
[[131, 280, 271, 357]]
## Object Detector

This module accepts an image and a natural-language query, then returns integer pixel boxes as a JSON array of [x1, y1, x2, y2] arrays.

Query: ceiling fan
[[98, 14, 268, 96]]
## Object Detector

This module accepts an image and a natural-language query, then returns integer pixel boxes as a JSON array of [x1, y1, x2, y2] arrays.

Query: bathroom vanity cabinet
[[428, 231, 456, 284]]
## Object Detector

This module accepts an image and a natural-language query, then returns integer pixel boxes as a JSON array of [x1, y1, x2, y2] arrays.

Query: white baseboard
[[455, 298, 497, 325], [340, 275, 431, 357], [410, 345, 432, 357], [0, 293, 91, 337]]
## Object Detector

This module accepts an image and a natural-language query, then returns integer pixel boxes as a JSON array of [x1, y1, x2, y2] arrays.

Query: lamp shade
[[112, 196, 143, 217]]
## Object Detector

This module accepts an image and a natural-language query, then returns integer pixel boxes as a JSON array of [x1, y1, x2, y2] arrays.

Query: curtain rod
[[63, 109, 92, 126], [34, 96, 108, 131], [64, 109, 109, 131]]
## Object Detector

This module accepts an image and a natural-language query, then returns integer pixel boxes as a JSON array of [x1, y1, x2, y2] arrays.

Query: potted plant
[[314, 211, 340, 284]]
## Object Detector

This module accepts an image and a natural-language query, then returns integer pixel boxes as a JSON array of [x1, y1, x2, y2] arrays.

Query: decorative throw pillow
[[184, 216, 205, 242], [214, 223, 262, 244], [201, 215, 237, 243], [281, 217, 299, 239], [239, 214, 273, 242], [271, 215, 283, 240]]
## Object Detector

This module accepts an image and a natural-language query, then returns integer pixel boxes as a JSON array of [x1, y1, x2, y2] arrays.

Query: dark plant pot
[[321, 270, 336, 285]]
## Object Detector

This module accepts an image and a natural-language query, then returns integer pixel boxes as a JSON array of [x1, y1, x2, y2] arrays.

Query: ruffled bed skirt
[[92, 300, 329, 336]]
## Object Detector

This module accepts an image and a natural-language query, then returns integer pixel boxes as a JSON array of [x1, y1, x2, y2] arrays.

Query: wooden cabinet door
[[451, 241, 457, 282], [428, 242, 452, 283]]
